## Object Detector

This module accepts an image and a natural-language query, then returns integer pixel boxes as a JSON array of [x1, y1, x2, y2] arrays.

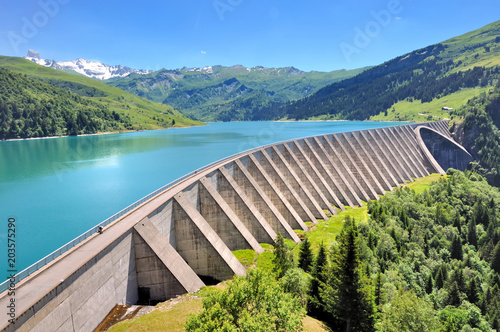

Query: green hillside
[[450, 87, 500, 186], [105, 65, 366, 121], [0, 56, 203, 139], [264, 20, 500, 122], [369, 87, 493, 122], [442, 20, 500, 71]]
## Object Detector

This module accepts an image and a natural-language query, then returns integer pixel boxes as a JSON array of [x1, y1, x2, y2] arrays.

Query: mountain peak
[[27, 49, 40, 59], [24, 52, 152, 80], [179, 66, 214, 73]]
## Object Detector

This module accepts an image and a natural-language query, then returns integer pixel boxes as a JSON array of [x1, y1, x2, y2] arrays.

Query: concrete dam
[[0, 120, 473, 332]]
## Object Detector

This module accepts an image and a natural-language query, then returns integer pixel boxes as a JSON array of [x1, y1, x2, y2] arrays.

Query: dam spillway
[[0, 120, 473, 332]]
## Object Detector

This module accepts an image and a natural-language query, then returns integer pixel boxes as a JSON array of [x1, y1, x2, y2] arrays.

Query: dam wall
[[0, 120, 471, 331]]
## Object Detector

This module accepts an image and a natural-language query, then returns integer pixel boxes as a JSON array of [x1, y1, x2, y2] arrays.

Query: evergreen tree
[[322, 217, 375, 332], [492, 241, 500, 274], [468, 218, 478, 248], [467, 277, 480, 304], [298, 236, 313, 273], [426, 274, 433, 294], [374, 271, 384, 307], [450, 233, 463, 260], [445, 268, 466, 306], [435, 264, 448, 289], [483, 284, 500, 329], [272, 232, 294, 278], [308, 242, 328, 320]]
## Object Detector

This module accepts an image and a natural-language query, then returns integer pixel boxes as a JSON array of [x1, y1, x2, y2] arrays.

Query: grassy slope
[[369, 87, 493, 122], [108, 174, 442, 332], [441, 20, 500, 72], [0, 56, 204, 130], [369, 20, 500, 122]]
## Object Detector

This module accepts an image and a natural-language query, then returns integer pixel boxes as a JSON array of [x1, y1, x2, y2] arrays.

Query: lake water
[[0, 121, 407, 274]]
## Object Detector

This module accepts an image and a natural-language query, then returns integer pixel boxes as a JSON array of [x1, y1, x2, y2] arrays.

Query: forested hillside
[[0, 56, 203, 139], [451, 88, 500, 186], [361, 170, 500, 331], [0, 67, 133, 139], [258, 20, 500, 121]]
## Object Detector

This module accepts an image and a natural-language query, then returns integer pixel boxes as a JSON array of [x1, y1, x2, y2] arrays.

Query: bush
[[376, 290, 441, 332], [185, 269, 305, 332]]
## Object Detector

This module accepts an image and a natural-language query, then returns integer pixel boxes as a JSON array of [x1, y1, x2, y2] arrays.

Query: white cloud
[[201, 50, 207, 54], [395, 17, 401, 20]]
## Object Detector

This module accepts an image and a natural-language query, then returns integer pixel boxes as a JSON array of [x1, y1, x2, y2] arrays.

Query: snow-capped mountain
[[24, 50, 151, 80]]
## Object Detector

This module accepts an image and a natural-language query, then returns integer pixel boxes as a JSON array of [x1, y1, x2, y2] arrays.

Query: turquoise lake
[[0, 121, 407, 275]]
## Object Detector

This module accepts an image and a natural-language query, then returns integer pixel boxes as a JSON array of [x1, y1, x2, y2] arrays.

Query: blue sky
[[0, 0, 499, 72]]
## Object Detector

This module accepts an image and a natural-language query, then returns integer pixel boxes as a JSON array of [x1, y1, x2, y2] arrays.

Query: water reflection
[[0, 129, 249, 183]]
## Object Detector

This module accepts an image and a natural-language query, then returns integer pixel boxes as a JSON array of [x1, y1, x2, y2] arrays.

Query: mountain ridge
[[105, 64, 367, 121], [24, 50, 152, 80]]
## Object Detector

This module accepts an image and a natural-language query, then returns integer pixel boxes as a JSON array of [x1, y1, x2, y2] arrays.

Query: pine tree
[[484, 284, 500, 329], [308, 242, 328, 320], [445, 268, 466, 306], [298, 236, 313, 273], [435, 264, 448, 289], [450, 233, 463, 260], [426, 274, 433, 294], [467, 277, 480, 304], [374, 271, 384, 306], [468, 218, 478, 248], [322, 217, 375, 332], [272, 232, 294, 278], [492, 241, 500, 274]]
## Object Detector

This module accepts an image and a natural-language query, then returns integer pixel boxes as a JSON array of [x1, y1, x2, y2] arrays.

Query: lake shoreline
[[0, 119, 419, 142], [0, 124, 207, 142]]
